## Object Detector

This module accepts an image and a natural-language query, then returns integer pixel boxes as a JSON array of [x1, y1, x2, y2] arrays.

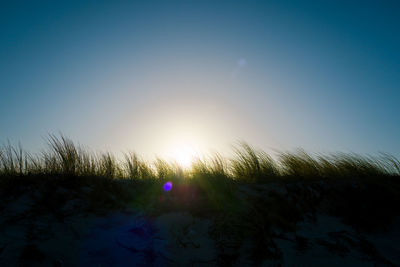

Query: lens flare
[[163, 181, 172, 191]]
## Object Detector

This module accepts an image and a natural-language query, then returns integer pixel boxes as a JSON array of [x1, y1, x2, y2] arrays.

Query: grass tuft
[[231, 142, 279, 182], [0, 135, 399, 181]]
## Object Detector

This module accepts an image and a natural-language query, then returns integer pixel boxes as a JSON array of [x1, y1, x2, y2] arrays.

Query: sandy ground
[[0, 194, 218, 266], [0, 186, 399, 266]]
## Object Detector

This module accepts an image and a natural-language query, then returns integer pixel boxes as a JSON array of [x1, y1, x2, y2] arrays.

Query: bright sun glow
[[155, 122, 213, 168], [169, 144, 198, 168]]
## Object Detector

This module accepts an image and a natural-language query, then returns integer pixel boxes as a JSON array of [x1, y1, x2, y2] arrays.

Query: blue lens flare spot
[[163, 181, 172, 191]]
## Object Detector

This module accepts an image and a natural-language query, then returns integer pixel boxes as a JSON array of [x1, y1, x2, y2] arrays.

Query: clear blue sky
[[1, 0, 399, 158]]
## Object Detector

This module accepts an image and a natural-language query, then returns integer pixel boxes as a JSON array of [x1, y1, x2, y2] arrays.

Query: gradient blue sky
[[1, 0, 399, 158]]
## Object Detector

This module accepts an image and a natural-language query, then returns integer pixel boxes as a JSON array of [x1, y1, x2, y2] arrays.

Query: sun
[[169, 145, 197, 168], [158, 125, 207, 168]]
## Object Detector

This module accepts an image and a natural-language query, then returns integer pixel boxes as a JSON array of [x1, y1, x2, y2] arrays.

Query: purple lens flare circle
[[163, 181, 172, 191]]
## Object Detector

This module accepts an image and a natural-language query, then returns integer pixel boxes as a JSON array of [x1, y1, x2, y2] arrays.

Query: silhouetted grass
[[124, 152, 154, 180], [2, 134, 398, 220], [1, 134, 398, 180], [231, 142, 280, 182], [1, 135, 399, 265]]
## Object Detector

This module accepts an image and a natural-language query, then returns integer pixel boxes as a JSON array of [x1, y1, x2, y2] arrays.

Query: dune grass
[[1, 135, 399, 265], [1, 134, 399, 181], [1, 134, 398, 218]]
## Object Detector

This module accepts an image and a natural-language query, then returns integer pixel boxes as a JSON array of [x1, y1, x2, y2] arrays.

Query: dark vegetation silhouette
[[1, 135, 398, 180], [1, 135, 399, 265]]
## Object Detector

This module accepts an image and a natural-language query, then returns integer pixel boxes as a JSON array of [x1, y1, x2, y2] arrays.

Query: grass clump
[[231, 142, 279, 182], [190, 154, 237, 212], [1, 135, 399, 181], [0, 142, 26, 176], [1, 135, 400, 265], [124, 152, 154, 180]]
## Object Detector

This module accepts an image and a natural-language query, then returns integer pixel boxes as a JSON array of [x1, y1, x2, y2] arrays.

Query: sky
[[1, 0, 399, 160]]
